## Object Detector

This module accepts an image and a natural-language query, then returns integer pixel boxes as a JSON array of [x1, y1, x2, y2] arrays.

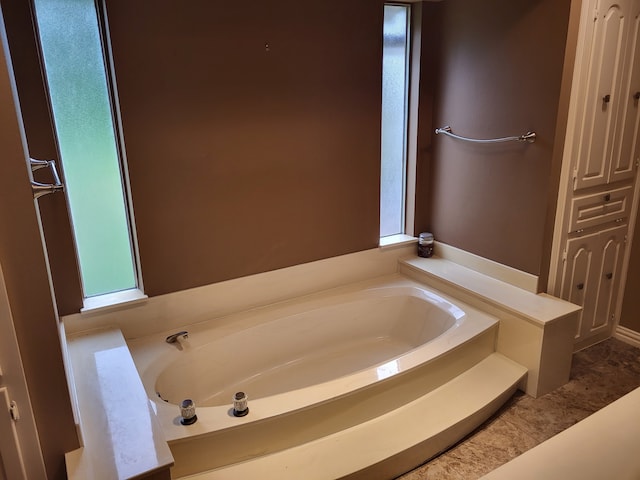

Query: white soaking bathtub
[[128, 274, 524, 479]]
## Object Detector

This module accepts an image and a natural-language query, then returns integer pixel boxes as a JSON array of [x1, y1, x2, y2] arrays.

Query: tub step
[[179, 353, 527, 480]]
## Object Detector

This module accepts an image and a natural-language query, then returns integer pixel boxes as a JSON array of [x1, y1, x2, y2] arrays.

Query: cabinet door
[[561, 225, 627, 342], [609, 0, 640, 184], [592, 225, 627, 333], [562, 231, 600, 339], [574, 0, 629, 190]]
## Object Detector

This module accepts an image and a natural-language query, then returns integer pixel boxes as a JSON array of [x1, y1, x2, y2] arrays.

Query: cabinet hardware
[[605, 273, 613, 280], [604, 193, 611, 201], [634, 92, 640, 101], [9, 400, 19, 421], [603, 94, 611, 103], [577, 283, 584, 290]]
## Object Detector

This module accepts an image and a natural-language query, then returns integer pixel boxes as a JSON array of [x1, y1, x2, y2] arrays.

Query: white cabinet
[[551, 0, 640, 349]]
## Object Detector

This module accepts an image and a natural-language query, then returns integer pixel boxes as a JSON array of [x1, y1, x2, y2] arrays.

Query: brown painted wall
[[425, 0, 571, 275], [5, 0, 574, 305], [413, 4, 442, 236], [538, 0, 583, 293], [4, 0, 580, 315], [105, 0, 384, 297], [620, 208, 640, 332], [0, 8, 79, 478], [1, 0, 83, 316]]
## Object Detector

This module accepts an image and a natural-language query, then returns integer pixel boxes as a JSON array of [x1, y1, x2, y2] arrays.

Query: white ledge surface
[[65, 328, 173, 479], [81, 288, 148, 313], [401, 256, 581, 327], [379, 234, 417, 249]]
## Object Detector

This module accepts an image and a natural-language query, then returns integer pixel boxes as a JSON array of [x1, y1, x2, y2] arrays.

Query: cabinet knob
[[605, 272, 613, 280], [634, 92, 640, 101], [603, 94, 611, 103], [577, 283, 584, 290]]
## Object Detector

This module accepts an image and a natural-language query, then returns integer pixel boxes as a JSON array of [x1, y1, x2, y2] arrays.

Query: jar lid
[[419, 232, 434, 241]]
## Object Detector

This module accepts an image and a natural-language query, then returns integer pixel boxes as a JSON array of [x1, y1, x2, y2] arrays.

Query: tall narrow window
[[380, 4, 410, 238], [33, 0, 137, 298]]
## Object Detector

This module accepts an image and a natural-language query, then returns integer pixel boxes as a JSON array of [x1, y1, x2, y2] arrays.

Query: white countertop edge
[[65, 328, 174, 480], [400, 257, 581, 326]]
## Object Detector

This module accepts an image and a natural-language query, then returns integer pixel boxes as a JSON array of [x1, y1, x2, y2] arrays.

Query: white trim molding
[[614, 325, 640, 349]]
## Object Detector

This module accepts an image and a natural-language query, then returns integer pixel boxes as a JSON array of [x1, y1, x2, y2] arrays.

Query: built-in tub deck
[[64, 245, 583, 480], [127, 275, 527, 478]]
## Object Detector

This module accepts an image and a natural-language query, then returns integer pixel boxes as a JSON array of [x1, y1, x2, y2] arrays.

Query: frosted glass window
[[380, 4, 410, 238], [33, 0, 137, 297]]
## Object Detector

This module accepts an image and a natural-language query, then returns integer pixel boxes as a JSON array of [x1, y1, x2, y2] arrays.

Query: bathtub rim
[[128, 274, 499, 443], [154, 284, 465, 408]]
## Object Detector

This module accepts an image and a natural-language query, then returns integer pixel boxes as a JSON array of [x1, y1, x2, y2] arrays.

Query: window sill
[[81, 288, 148, 314], [379, 234, 418, 250]]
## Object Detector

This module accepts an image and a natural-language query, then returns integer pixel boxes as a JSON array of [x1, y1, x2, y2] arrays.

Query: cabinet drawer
[[568, 185, 632, 232]]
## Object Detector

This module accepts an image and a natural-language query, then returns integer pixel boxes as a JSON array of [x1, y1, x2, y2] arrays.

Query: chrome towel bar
[[29, 158, 64, 199], [435, 126, 536, 144]]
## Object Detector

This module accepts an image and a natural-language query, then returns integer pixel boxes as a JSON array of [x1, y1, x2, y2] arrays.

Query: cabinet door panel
[[593, 226, 626, 331], [575, 0, 628, 190], [562, 235, 598, 338], [610, 1, 640, 183]]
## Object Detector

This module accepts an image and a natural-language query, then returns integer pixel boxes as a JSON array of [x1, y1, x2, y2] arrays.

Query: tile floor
[[396, 338, 640, 479]]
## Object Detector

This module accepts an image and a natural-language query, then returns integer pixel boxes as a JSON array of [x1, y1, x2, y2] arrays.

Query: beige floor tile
[[395, 338, 640, 479]]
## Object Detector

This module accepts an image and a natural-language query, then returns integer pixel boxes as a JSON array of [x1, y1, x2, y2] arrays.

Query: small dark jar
[[417, 232, 434, 258]]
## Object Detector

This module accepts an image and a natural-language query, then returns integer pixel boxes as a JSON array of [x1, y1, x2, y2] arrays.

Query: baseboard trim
[[613, 325, 640, 349]]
